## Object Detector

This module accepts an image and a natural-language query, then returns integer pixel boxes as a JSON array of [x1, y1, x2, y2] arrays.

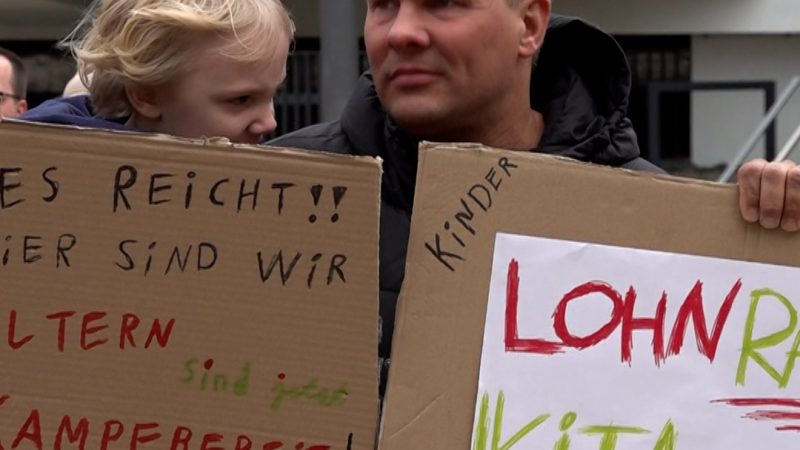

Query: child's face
[[147, 34, 289, 144]]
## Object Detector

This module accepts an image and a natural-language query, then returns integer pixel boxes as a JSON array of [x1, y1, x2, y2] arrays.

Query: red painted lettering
[[144, 318, 175, 349], [120, 314, 140, 349], [170, 426, 192, 450], [12, 409, 42, 450], [235, 435, 253, 450], [55, 415, 89, 450], [263, 442, 283, 450], [100, 420, 124, 450], [200, 433, 224, 450], [8, 310, 33, 350], [81, 311, 109, 350], [130, 422, 161, 449], [621, 288, 667, 365], [46, 311, 76, 352], [666, 279, 742, 362], [504, 259, 563, 354], [504, 254, 740, 366], [553, 281, 623, 349]]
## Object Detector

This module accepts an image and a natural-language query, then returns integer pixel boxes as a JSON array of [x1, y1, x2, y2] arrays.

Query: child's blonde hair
[[67, 0, 295, 119]]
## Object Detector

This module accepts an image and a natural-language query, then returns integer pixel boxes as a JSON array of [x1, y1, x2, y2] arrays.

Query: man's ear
[[125, 84, 162, 119], [15, 99, 27, 116], [519, 0, 550, 58]]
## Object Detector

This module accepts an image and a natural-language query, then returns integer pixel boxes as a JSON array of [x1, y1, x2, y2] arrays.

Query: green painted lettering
[[318, 384, 348, 406], [736, 288, 797, 387], [271, 382, 288, 410], [473, 390, 550, 450], [212, 373, 228, 391], [554, 412, 577, 450], [579, 425, 650, 450], [270, 376, 348, 410], [473, 393, 490, 450], [300, 378, 320, 398], [180, 357, 197, 384], [653, 420, 677, 450], [233, 363, 250, 396]]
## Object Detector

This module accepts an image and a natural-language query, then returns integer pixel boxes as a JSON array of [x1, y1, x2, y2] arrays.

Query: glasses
[[0, 91, 22, 104]]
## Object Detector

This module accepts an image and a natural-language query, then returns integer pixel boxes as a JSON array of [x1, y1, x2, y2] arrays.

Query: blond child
[[24, 0, 294, 144]]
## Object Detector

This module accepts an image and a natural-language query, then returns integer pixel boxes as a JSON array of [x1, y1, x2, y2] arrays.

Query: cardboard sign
[[474, 233, 800, 449], [0, 121, 380, 450], [379, 142, 800, 450]]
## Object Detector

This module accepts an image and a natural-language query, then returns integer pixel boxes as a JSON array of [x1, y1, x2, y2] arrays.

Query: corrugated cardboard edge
[[0, 119, 381, 168], [405, 142, 778, 264]]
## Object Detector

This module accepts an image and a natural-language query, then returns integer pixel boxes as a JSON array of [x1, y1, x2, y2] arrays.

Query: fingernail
[[760, 217, 779, 229]]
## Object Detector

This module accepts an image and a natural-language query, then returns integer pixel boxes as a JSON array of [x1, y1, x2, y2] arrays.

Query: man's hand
[[737, 159, 800, 231]]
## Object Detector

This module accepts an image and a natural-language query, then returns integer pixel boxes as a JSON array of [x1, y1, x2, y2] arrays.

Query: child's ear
[[125, 84, 162, 119]]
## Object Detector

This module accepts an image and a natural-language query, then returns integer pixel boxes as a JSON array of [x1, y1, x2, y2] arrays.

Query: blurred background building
[[2, 0, 799, 179]]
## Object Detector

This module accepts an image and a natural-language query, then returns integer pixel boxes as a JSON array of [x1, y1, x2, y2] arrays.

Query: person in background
[[0, 46, 28, 118], [22, 0, 293, 144]]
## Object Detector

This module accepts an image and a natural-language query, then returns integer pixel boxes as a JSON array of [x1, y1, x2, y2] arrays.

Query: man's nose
[[387, 3, 430, 51]]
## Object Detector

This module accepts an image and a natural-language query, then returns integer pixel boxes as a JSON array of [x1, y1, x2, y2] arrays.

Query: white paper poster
[[472, 233, 800, 449]]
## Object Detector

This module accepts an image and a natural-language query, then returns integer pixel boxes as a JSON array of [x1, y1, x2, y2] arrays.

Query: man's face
[[364, 0, 528, 139], [144, 35, 289, 144], [0, 56, 27, 118]]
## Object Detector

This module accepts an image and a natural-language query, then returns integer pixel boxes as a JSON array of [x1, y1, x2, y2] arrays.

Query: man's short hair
[[0, 47, 28, 100]]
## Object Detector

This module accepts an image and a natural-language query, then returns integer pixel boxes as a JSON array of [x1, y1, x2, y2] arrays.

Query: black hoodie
[[269, 14, 663, 395]]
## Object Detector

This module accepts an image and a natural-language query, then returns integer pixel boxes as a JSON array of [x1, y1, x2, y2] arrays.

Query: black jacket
[[269, 15, 663, 394]]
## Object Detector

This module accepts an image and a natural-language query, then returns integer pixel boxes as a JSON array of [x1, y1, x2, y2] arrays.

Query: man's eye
[[369, 0, 397, 10], [229, 96, 251, 105]]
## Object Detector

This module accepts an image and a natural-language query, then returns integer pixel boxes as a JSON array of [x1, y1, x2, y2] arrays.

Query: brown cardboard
[[0, 120, 380, 449], [379, 142, 800, 449]]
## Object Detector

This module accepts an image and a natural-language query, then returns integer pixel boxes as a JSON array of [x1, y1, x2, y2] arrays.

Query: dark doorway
[[615, 36, 692, 164]]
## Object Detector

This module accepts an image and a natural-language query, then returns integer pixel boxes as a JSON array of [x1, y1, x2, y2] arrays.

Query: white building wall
[[691, 36, 800, 167], [554, 1, 800, 168], [0, 0, 365, 41], [553, 0, 800, 35]]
